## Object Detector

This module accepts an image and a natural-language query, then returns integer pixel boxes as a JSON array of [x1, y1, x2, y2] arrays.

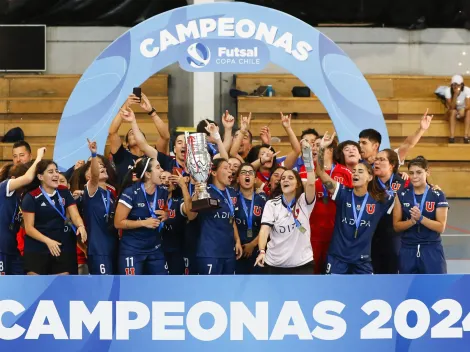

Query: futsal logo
[[186, 42, 211, 68]]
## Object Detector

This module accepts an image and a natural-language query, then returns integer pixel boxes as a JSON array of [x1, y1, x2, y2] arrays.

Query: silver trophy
[[185, 132, 219, 211]]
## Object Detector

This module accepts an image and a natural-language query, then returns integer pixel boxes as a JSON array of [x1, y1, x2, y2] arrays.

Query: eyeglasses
[[374, 157, 389, 163], [240, 170, 255, 176]]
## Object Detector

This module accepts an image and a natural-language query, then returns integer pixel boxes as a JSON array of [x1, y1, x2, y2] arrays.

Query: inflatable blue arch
[[52, 1, 389, 169]]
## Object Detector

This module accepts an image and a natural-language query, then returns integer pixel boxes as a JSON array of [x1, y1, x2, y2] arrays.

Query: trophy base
[[191, 198, 220, 212]]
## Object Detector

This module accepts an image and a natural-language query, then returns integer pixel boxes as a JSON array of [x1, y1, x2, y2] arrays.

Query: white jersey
[[261, 193, 315, 268], [444, 86, 470, 110]]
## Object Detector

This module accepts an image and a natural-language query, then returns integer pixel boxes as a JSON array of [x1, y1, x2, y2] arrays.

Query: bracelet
[[78, 224, 84, 228], [91, 152, 97, 158], [148, 107, 156, 116], [213, 132, 221, 141], [419, 215, 424, 223], [259, 249, 266, 254]]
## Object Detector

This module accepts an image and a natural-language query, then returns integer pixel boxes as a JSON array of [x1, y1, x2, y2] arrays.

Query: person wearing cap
[[445, 75, 470, 143]]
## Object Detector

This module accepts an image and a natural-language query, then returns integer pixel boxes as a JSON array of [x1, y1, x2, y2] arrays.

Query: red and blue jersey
[[397, 187, 449, 246], [83, 184, 119, 257], [118, 182, 168, 256], [22, 186, 77, 253], [161, 196, 186, 253], [234, 192, 266, 244], [0, 180, 22, 255], [328, 183, 395, 264]]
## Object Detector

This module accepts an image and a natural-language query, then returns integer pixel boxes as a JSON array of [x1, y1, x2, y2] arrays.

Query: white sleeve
[[444, 87, 451, 99], [5, 180, 15, 197], [298, 193, 316, 215], [387, 199, 395, 214], [180, 202, 187, 218], [331, 182, 341, 201], [261, 200, 275, 227], [465, 87, 470, 98]]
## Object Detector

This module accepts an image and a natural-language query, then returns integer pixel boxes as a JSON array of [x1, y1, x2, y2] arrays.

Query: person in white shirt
[[255, 140, 316, 274], [444, 74, 470, 143]]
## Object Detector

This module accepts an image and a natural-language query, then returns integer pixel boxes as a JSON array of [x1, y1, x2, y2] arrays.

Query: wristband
[[148, 107, 156, 116], [259, 249, 266, 254], [419, 215, 424, 223], [78, 224, 85, 228], [213, 132, 221, 141], [91, 152, 97, 158]]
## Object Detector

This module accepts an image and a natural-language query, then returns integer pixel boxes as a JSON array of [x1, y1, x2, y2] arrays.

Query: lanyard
[[40, 187, 76, 232], [160, 197, 172, 230], [258, 171, 269, 182], [11, 198, 18, 225], [140, 183, 157, 219], [412, 185, 429, 220], [378, 174, 395, 198], [210, 184, 234, 218], [207, 143, 217, 155], [322, 163, 336, 197], [282, 195, 301, 228], [175, 160, 188, 176], [101, 188, 110, 217], [239, 192, 255, 230], [351, 192, 369, 238], [189, 183, 194, 196]]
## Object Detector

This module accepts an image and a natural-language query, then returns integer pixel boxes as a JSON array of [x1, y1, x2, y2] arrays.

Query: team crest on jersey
[[168, 209, 176, 218], [334, 176, 344, 183], [254, 205, 262, 216], [366, 204, 375, 214], [158, 199, 165, 209], [391, 182, 400, 191], [425, 202, 435, 212]]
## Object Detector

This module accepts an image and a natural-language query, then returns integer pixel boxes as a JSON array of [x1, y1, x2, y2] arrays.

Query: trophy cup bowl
[[185, 132, 220, 212]]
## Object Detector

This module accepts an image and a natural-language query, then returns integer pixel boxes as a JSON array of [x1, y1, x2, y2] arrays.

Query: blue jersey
[[83, 184, 119, 256], [329, 183, 394, 263], [0, 180, 21, 255], [112, 145, 139, 184], [118, 182, 168, 256], [22, 186, 77, 253], [161, 196, 186, 252], [398, 187, 449, 245], [278, 156, 304, 172], [197, 186, 238, 258], [234, 192, 266, 244]]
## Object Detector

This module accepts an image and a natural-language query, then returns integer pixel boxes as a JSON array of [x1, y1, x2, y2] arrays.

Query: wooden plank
[[3, 74, 169, 98], [0, 79, 8, 97], [397, 99, 445, 114], [2, 97, 168, 114], [236, 74, 306, 97], [390, 143, 470, 161], [393, 78, 448, 98], [0, 100, 6, 114], [367, 78, 394, 98]]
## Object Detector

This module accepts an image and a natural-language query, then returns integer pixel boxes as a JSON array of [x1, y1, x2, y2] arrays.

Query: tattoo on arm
[[318, 148, 325, 171], [325, 181, 335, 190]]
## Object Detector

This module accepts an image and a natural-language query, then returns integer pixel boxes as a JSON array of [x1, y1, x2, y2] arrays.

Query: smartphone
[[133, 87, 142, 102]]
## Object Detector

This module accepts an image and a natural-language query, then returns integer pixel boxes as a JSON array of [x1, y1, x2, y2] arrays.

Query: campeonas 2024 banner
[[52, 1, 389, 170], [0, 275, 470, 351]]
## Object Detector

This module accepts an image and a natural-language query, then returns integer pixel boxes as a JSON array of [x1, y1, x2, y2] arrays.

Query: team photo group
[[0, 91, 448, 277]]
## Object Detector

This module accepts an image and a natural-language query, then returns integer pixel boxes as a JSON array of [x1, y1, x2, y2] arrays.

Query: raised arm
[[396, 109, 432, 162], [9, 147, 46, 192], [205, 120, 228, 160], [316, 132, 338, 194], [140, 93, 170, 154], [229, 112, 251, 160], [86, 139, 100, 196], [221, 110, 235, 153], [300, 139, 315, 203], [281, 112, 302, 170], [109, 95, 140, 154], [120, 107, 158, 159]]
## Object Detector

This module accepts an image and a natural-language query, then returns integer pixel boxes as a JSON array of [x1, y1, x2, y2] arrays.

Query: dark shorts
[[197, 257, 236, 275], [0, 252, 24, 275], [24, 251, 77, 275], [118, 253, 168, 275], [263, 261, 314, 275], [326, 255, 373, 275], [399, 243, 447, 274], [164, 251, 185, 275], [88, 255, 116, 275]]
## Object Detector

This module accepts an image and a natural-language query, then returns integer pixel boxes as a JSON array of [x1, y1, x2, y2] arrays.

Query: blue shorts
[[326, 255, 373, 275], [235, 251, 260, 274], [399, 243, 447, 274], [0, 252, 23, 275], [88, 255, 116, 275], [197, 257, 236, 275], [118, 253, 168, 275], [164, 251, 185, 275]]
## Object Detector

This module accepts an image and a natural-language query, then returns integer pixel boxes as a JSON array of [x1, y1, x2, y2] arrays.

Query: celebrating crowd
[[0, 92, 449, 276]]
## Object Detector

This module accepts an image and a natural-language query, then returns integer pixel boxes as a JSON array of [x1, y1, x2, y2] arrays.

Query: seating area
[[0, 74, 169, 160], [236, 74, 470, 197]]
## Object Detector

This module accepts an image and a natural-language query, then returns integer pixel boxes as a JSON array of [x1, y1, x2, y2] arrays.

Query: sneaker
[[449, 137, 455, 144]]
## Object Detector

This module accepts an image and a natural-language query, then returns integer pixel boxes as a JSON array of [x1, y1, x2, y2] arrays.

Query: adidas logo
[[40, 202, 47, 207]]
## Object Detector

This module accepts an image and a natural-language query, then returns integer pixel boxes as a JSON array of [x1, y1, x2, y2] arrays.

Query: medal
[[412, 185, 429, 235], [239, 192, 255, 240], [282, 195, 303, 230], [299, 226, 307, 234], [247, 229, 253, 238], [229, 216, 234, 224], [323, 197, 329, 204]]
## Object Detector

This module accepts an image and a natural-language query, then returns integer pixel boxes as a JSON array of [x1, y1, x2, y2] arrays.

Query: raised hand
[[260, 150, 280, 165], [74, 160, 85, 170], [300, 138, 310, 149], [260, 126, 271, 145], [240, 112, 252, 131], [320, 131, 336, 149], [120, 107, 136, 122], [87, 138, 97, 154], [280, 112, 291, 129], [126, 94, 140, 107], [204, 119, 221, 140], [140, 93, 153, 113], [222, 110, 235, 129], [36, 147, 46, 160], [420, 108, 433, 131]]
